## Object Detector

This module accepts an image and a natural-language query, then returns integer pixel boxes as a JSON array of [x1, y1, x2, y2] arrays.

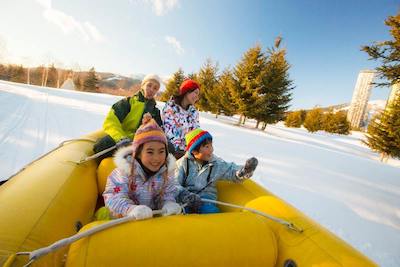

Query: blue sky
[[0, 0, 398, 109]]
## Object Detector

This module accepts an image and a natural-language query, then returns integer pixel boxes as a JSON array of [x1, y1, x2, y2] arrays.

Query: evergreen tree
[[73, 74, 83, 90], [83, 67, 98, 92], [30, 66, 46, 86], [197, 59, 219, 113], [213, 68, 237, 116], [9, 65, 26, 83], [186, 72, 198, 81], [365, 95, 400, 160], [362, 11, 400, 86], [321, 110, 350, 135], [285, 111, 303, 128], [0, 64, 8, 80], [232, 44, 266, 124], [254, 43, 293, 130], [160, 68, 185, 102], [46, 64, 58, 87], [304, 107, 324, 133]]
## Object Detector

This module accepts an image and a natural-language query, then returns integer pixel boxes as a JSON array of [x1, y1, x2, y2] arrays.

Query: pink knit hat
[[132, 114, 167, 157]]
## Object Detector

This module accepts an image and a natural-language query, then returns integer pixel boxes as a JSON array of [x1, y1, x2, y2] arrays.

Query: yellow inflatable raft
[[0, 132, 377, 267]]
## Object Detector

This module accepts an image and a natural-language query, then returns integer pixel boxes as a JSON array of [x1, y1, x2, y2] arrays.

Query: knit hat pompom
[[141, 74, 162, 87], [185, 128, 213, 153], [132, 114, 167, 157], [179, 79, 200, 96]]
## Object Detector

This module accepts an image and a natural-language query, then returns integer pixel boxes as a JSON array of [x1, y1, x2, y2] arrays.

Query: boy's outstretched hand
[[237, 157, 258, 179]]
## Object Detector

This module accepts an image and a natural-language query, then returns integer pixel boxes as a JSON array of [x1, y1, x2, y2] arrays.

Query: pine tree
[[365, 95, 400, 160], [197, 59, 219, 113], [213, 68, 237, 116], [186, 72, 198, 81], [73, 74, 83, 90], [9, 65, 26, 83], [362, 11, 400, 86], [46, 64, 58, 87], [285, 111, 303, 128], [83, 67, 98, 92], [304, 107, 324, 133], [232, 44, 266, 124], [332, 111, 350, 135], [160, 68, 185, 102], [321, 110, 349, 134], [254, 43, 293, 130], [0, 64, 8, 80], [30, 66, 45, 86]]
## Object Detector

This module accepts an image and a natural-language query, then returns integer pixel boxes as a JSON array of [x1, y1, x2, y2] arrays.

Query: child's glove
[[177, 190, 202, 211], [116, 138, 132, 148], [162, 201, 182, 216], [237, 157, 258, 179], [128, 205, 153, 220]]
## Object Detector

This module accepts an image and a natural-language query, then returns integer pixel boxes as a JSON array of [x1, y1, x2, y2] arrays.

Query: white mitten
[[162, 201, 182, 216], [128, 205, 153, 220]]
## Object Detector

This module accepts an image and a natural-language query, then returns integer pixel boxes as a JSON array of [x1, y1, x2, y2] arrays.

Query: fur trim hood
[[113, 146, 176, 176]]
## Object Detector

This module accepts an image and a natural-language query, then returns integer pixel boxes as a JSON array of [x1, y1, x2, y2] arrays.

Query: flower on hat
[[185, 128, 213, 153], [179, 79, 200, 96]]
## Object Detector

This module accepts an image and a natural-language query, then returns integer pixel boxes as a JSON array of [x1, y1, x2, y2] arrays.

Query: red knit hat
[[179, 79, 200, 96]]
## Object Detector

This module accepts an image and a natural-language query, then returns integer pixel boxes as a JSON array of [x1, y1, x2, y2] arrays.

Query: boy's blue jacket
[[175, 152, 244, 200]]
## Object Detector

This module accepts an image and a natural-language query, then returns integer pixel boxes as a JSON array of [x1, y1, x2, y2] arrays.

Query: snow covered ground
[[0, 80, 399, 266]]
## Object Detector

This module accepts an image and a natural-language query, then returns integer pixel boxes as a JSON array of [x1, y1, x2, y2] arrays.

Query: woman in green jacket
[[93, 74, 163, 160]]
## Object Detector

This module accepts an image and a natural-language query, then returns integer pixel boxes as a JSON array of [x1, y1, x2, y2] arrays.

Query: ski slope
[[0, 80, 399, 267]]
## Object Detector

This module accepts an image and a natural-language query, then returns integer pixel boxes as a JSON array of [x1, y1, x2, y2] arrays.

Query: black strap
[[182, 158, 214, 193], [182, 158, 189, 187]]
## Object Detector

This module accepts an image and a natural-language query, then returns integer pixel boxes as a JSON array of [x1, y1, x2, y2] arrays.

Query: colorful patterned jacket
[[103, 146, 177, 218], [161, 98, 200, 152]]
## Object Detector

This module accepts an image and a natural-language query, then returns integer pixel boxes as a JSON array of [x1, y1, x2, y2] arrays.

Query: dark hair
[[173, 88, 199, 107], [191, 138, 212, 153]]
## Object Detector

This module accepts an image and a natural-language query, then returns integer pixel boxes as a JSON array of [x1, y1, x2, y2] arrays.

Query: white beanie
[[141, 74, 162, 86]]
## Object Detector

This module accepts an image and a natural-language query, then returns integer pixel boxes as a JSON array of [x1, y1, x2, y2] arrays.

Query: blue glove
[[177, 190, 202, 212], [116, 138, 132, 148]]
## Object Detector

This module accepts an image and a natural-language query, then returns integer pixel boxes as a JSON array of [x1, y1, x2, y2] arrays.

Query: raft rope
[[201, 199, 303, 233], [77, 144, 117, 164], [2, 138, 96, 184], [6, 199, 302, 267], [5, 210, 164, 267]]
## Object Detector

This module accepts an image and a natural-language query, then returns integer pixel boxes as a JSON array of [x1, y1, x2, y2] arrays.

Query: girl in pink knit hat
[[162, 79, 201, 159], [103, 114, 181, 220]]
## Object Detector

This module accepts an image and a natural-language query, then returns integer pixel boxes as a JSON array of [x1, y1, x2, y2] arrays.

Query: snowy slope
[[0, 80, 399, 267]]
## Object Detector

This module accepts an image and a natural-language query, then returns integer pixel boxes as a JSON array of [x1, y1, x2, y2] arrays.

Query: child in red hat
[[162, 79, 201, 160]]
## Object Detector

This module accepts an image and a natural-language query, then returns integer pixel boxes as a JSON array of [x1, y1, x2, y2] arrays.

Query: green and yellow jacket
[[103, 91, 162, 142]]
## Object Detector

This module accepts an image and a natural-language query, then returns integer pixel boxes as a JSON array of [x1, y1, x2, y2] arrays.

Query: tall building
[[387, 83, 400, 107], [347, 70, 376, 128]]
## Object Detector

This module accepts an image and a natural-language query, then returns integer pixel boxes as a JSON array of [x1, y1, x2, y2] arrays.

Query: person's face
[[138, 141, 166, 172], [192, 141, 213, 162], [183, 88, 200, 105], [143, 80, 160, 99]]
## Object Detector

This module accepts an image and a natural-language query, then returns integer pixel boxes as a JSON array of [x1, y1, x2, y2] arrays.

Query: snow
[[1, 80, 399, 267]]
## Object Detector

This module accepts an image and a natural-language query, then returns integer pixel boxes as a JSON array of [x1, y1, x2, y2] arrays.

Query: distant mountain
[[329, 99, 386, 118]]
